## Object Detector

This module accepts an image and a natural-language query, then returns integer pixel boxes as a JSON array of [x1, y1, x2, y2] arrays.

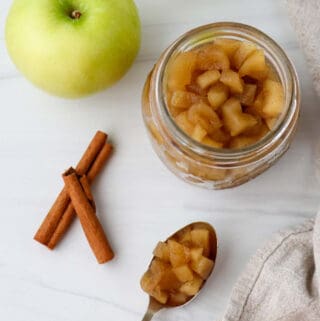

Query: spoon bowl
[[141, 221, 218, 320]]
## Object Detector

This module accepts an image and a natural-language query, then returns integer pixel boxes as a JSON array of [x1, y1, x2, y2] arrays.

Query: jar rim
[[152, 22, 300, 165]]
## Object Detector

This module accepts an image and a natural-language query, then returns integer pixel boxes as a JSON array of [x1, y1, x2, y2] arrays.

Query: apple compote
[[140, 225, 215, 306], [166, 40, 284, 149], [142, 22, 300, 189]]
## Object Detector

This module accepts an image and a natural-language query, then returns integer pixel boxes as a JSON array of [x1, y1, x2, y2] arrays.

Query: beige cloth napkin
[[222, 218, 320, 321], [221, 1, 320, 320]]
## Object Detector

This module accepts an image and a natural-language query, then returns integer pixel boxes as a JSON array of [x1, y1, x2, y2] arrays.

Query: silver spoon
[[141, 222, 218, 321]]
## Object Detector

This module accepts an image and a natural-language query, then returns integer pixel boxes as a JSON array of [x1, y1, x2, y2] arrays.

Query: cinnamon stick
[[46, 143, 113, 249], [34, 131, 107, 247], [63, 168, 114, 264]]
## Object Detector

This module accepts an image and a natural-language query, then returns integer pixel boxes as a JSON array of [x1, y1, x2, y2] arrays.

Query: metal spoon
[[141, 222, 218, 321]]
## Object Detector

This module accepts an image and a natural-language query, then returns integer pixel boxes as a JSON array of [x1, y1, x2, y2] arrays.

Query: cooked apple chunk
[[209, 128, 231, 145], [214, 38, 241, 58], [176, 228, 192, 245], [265, 117, 278, 130], [168, 240, 190, 267], [221, 98, 258, 136], [190, 247, 204, 263], [188, 102, 222, 133], [151, 286, 169, 304], [191, 255, 214, 279], [158, 268, 181, 291], [262, 79, 284, 117], [220, 69, 244, 94], [196, 70, 220, 89], [153, 242, 170, 262], [191, 229, 210, 256], [232, 41, 257, 69], [197, 44, 230, 70], [240, 84, 257, 106], [207, 82, 229, 110], [229, 136, 257, 149], [169, 292, 189, 306], [173, 265, 194, 282], [141, 270, 161, 293], [175, 112, 194, 136], [239, 50, 267, 78], [201, 137, 223, 148], [180, 275, 204, 296], [167, 51, 197, 91], [150, 259, 170, 275], [192, 124, 207, 142], [170, 90, 201, 109]]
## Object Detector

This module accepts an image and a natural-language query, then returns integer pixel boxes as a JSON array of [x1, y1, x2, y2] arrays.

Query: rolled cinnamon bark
[[34, 131, 107, 246], [87, 144, 113, 182], [45, 143, 113, 249], [63, 168, 114, 264]]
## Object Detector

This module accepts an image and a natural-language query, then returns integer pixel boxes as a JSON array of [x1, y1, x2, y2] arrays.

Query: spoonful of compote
[[140, 222, 218, 321]]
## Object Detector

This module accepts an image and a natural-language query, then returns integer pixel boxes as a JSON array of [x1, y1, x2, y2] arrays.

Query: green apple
[[5, 0, 141, 98]]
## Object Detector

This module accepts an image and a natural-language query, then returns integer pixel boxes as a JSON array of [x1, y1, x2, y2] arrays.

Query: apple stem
[[70, 10, 82, 19]]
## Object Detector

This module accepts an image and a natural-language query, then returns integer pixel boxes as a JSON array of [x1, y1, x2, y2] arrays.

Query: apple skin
[[5, 0, 141, 98]]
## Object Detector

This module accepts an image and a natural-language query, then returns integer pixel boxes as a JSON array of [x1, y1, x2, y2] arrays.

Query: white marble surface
[[1, 1, 320, 320]]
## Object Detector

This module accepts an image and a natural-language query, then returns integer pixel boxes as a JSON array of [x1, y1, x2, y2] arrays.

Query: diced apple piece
[[239, 50, 267, 79], [158, 268, 181, 290], [209, 128, 231, 145], [175, 112, 194, 136], [191, 124, 207, 142], [265, 117, 278, 130], [250, 91, 265, 117], [229, 136, 257, 149], [190, 247, 204, 263], [186, 83, 207, 96], [262, 79, 284, 117], [167, 51, 197, 91], [201, 137, 223, 148], [196, 70, 220, 89], [188, 102, 222, 132], [169, 292, 189, 306], [150, 286, 169, 304], [255, 123, 270, 139], [221, 98, 258, 136], [240, 84, 257, 106], [214, 38, 241, 58], [153, 242, 170, 262], [168, 239, 190, 267], [207, 82, 229, 110], [170, 90, 201, 109], [197, 44, 230, 70], [173, 265, 194, 282], [242, 115, 263, 136], [190, 229, 210, 256], [220, 69, 244, 94], [191, 256, 215, 279], [150, 259, 170, 275], [176, 227, 192, 245], [140, 270, 161, 293], [180, 275, 204, 296], [232, 41, 257, 69]]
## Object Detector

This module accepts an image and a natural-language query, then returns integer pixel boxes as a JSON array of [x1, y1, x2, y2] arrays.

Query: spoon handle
[[141, 297, 163, 321], [141, 309, 155, 321]]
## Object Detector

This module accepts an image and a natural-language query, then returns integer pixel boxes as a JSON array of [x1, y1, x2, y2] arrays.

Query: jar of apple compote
[[142, 22, 300, 189]]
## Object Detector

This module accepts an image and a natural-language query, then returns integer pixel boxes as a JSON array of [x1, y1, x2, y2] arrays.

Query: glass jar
[[142, 22, 300, 189]]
